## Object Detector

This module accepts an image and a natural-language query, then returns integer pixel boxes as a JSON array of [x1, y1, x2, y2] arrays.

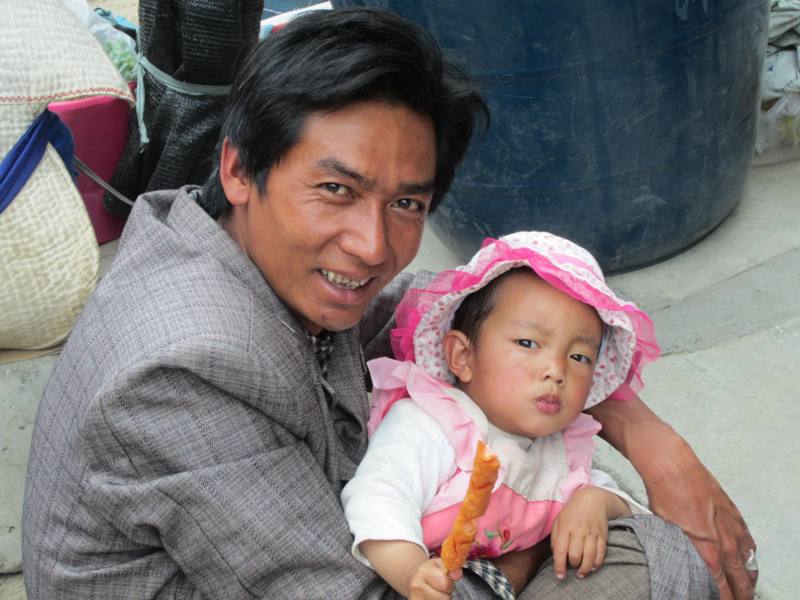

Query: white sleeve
[[340, 400, 457, 567], [590, 468, 651, 515]]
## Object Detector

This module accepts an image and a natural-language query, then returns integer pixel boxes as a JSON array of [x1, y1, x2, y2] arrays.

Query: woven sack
[[0, 0, 134, 350]]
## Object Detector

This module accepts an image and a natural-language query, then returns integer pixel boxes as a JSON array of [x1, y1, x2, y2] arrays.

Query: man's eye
[[516, 339, 538, 349], [392, 198, 425, 212], [322, 183, 349, 196], [570, 353, 593, 365]]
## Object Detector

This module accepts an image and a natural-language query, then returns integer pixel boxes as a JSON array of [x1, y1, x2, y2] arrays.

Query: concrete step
[[0, 573, 25, 600]]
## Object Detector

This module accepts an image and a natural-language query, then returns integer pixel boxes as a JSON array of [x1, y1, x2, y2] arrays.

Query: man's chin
[[320, 316, 363, 333], [300, 307, 366, 334]]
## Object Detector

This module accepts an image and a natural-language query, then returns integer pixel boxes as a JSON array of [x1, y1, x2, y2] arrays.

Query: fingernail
[[556, 572, 565, 580], [577, 573, 584, 579]]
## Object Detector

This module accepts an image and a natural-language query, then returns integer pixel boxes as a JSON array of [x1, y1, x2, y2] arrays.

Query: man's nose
[[342, 202, 390, 266]]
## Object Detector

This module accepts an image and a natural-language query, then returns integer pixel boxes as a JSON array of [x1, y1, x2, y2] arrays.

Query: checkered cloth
[[464, 559, 516, 599]]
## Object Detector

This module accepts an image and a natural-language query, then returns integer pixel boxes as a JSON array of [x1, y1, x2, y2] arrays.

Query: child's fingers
[[567, 531, 586, 570], [576, 534, 597, 577], [551, 532, 569, 579], [415, 575, 452, 599], [430, 575, 455, 599], [430, 558, 457, 593], [409, 559, 455, 600], [593, 534, 607, 571], [409, 582, 452, 600], [436, 571, 456, 593]]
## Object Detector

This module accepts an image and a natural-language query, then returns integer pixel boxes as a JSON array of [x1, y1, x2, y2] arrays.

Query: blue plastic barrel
[[333, 0, 769, 271]]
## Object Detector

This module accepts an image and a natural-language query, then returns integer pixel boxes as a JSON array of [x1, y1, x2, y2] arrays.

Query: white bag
[[756, 1, 800, 163], [0, 0, 134, 350], [754, 93, 800, 164]]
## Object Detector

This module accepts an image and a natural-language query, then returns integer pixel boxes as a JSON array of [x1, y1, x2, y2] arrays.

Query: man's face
[[232, 100, 437, 333]]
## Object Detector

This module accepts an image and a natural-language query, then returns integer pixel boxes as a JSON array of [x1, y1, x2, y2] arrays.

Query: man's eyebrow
[[398, 179, 436, 196], [317, 158, 375, 190], [316, 157, 435, 196]]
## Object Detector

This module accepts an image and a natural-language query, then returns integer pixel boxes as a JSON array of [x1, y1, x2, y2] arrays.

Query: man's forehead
[[284, 101, 437, 184]]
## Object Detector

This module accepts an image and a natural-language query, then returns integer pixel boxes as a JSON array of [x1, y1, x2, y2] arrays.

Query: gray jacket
[[22, 187, 493, 599]]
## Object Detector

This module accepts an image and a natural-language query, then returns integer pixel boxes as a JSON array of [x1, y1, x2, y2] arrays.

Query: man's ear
[[219, 138, 252, 207], [443, 330, 473, 384]]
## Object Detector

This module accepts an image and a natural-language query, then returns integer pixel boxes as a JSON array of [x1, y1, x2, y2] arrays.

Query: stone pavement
[[1, 161, 797, 598]]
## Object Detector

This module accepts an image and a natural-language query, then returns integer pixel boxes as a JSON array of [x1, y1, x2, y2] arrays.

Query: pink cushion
[[49, 88, 133, 243]]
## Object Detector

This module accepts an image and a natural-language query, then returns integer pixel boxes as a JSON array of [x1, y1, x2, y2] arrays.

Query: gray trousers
[[460, 516, 718, 600], [521, 525, 650, 599]]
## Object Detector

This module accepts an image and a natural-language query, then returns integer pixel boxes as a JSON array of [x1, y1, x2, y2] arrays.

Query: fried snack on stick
[[440, 440, 501, 573]]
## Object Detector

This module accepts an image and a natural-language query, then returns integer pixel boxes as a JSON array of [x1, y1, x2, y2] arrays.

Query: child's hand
[[550, 486, 630, 579], [406, 557, 460, 600]]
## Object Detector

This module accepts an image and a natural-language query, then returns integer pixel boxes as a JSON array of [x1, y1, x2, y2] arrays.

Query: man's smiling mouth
[[320, 269, 370, 290]]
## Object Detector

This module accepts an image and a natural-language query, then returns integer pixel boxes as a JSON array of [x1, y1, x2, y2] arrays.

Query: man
[[23, 7, 755, 599]]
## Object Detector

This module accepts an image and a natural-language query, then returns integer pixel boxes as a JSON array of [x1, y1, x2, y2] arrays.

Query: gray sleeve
[[80, 340, 391, 600], [360, 270, 436, 361], [80, 336, 493, 599]]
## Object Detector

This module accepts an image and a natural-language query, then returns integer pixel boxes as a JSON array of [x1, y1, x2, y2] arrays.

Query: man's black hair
[[201, 7, 488, 217]]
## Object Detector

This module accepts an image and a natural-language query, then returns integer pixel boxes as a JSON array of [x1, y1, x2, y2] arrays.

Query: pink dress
[[365, 357, 604, 559]]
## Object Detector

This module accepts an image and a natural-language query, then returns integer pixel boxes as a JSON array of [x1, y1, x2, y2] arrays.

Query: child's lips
[[535, 394, 561, 414]]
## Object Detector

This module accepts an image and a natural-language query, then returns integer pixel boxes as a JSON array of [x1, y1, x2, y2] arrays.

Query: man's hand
[[642, 435, 758, 600], [550, 486, 627, 579], [588, 395, 757, 600], [406, 558, 457, 600]]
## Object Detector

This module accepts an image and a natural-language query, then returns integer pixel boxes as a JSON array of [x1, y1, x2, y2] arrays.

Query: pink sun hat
[[390, 231, 661, 409]]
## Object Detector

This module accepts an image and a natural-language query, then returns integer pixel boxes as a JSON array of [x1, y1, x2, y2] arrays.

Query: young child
[[341, 231, 662, 598]]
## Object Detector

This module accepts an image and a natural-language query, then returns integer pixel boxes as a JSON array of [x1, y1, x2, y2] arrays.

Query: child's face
[[454, 271, 603, 438]]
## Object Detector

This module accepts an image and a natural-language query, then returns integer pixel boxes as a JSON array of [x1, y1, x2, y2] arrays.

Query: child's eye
[[515, 339, 539, 349], [570, 353, 593, 365]]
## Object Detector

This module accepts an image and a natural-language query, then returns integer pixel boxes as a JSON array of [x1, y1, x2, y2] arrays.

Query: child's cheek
[[501, 363, 531, 389]]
